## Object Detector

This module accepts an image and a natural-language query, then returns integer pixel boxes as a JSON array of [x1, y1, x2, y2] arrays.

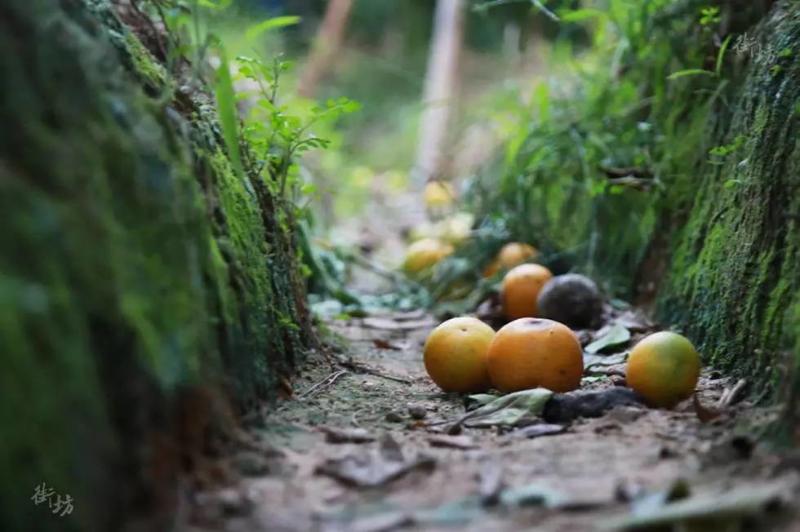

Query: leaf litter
[[585, 323, 631, 354], [316, 433, 436, 488], [427, 434, 478, 450], [453, 388, 553, 428], [193, 310, 800, 531], [320, 426, 376, 444]]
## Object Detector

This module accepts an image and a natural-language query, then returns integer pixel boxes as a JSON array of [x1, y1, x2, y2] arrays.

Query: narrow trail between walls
[[186, 309, 799, 532]]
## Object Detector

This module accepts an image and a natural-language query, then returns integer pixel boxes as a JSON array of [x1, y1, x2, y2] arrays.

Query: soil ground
[[186, 308, 800, 532], [182, 181, 799, 532]]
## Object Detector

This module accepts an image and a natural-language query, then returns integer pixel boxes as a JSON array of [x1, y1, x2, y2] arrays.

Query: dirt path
[[186, 309, 799, 532]]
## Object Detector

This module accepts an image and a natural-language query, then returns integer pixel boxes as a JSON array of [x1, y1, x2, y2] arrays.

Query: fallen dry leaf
[[349, 511, 414, 532], [315, 434, 435, 488], [362, 317, 434, 331], [614, 309, 656, 333], [693, 393, 722, 423], [427, 434, 478, 450], [478, 461, 504, 506], [511, 423, 566, 439], [391, 309, 428, 322], [320, 426, 376, 444], [608, 476, 798, 529], [372, 338, 401, 350]]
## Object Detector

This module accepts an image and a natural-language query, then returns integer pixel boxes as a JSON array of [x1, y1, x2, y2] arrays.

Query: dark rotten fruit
[[536, 273, 603, 329]]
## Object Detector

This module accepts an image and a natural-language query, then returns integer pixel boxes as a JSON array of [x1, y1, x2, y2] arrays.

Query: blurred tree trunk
[[413, 0, 465, 186], [298, 0, 354, 98]]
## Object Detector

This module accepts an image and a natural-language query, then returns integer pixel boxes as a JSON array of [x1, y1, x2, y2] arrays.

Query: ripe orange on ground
[[499, 242, 538, 267], [487, 318, 583, 393], [501, 263, 553, 319], [424, 317, 495, 393], [483, 242, 539, 277], [424, 181, 456, 210], [439, 212, 474, 245], [403, 238, 453, 275], [626, 331, 700, 408]]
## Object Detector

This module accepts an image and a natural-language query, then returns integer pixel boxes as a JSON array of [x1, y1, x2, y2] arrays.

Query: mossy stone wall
[[651, 2, 800, 395], [0, 0, 313, 530]]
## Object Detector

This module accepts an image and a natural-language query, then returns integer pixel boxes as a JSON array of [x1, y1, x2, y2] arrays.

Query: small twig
[[299, 369, 348, 399], [531, 0, 560, 21], [717, 378, 747, 409], [340, 359, 412, 384]]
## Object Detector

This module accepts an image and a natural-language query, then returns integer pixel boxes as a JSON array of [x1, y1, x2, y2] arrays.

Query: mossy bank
[[651, 2, 800, 397], [0, 0, 314, 530]]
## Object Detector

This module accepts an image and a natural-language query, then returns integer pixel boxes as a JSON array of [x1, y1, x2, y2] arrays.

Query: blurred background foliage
[[186, 0, 774, 317], [189, 0, 797, 434]]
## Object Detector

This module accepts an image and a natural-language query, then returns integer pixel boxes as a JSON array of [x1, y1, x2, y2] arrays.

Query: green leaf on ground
[[585, 323, 631, 353], [459, 388, 553, 428], [584, 351, 629, 371], [466, 393, 499, 408]]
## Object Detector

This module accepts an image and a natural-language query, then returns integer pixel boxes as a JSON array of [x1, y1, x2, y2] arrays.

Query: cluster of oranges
[[407, 184, 699, 408], [403, 183, 474, 278], [422, 241, 701, 409]]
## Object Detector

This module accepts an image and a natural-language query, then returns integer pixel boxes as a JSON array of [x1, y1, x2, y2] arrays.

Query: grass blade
[[214, 48, 246, 182]]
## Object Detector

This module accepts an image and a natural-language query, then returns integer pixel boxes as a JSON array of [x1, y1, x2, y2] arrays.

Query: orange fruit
[[423, 317, 495, 393], [408, 221, 437, 242], [424, 181, 456, 210], [487, 318, 583, 393], [403, 238, 453, 276], [501, 263, 553, 319], [498, 242, 538, 268], [626, 331, 700, 408], [439, 212, 474, 245], [483, 242, 539, 278]]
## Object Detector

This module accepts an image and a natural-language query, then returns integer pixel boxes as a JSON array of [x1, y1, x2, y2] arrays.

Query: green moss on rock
[[0, 0, 313, 530], [653, 2, 800, 393]]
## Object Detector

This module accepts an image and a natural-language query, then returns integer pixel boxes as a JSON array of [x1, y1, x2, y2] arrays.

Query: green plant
[[699, 6, 721, 27], [233, 54, 359, 206], [435, 0, 745, 298]]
